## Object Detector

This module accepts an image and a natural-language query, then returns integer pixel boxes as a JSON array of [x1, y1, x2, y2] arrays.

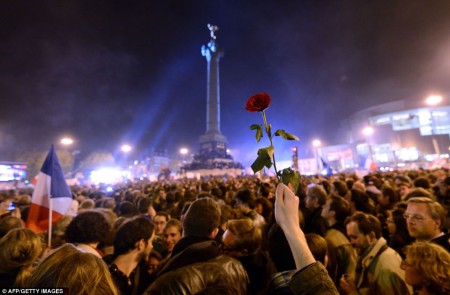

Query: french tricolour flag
[[27, 145, 72, 234]]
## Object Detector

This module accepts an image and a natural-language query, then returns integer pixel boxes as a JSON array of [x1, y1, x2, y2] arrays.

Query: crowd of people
[[1, 168, 450, 294]]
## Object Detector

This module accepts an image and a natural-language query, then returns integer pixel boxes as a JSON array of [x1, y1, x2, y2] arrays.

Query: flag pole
[[48, 196, 52, 248]]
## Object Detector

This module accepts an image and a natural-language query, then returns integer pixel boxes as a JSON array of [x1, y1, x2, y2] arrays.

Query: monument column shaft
[[207, 54, 220, 133]]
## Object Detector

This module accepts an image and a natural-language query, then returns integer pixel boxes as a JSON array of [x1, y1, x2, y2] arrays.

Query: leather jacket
[[146, 240, 249, 294]]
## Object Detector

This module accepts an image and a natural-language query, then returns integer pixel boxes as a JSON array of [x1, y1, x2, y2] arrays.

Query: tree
[[78, 151, 115, 171], [15, 149, 74, 180]]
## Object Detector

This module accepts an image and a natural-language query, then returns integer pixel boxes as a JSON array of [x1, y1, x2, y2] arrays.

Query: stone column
[[199, 24, 227, 156], [201, 24, 222, 133]]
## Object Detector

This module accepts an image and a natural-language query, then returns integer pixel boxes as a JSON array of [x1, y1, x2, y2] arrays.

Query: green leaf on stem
[[265, 123, 272, 137], [250, 124, 263, 143], [250, 146, 274, 173], [278, 167, 302, 193], [274, 129, 299, 141]]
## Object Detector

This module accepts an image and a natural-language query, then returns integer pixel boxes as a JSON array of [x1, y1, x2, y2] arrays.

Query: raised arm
[[275, 183, 339, 295], [274, 183, 315, 270]]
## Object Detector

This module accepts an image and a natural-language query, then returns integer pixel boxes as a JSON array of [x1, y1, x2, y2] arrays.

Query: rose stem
[[261, 110, 280, 182]]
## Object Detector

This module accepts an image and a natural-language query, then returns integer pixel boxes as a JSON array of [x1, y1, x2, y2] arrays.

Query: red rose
[[245, 93, 271, 112]]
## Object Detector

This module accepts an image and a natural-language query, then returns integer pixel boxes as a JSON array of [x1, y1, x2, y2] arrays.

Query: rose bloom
[[245, 93, 271, 112]]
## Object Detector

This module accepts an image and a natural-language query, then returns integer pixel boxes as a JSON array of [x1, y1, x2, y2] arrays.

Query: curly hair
[[405, 241, 450, 294], [65, 210, 111, 244]]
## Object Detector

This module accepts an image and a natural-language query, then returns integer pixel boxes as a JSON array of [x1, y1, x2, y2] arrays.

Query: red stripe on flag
[[27, 203, 64, 234]]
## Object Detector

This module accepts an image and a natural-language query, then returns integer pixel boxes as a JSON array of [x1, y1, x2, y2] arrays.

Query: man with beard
[[341, 212, 411, 295], [108, 216, 155, 295]]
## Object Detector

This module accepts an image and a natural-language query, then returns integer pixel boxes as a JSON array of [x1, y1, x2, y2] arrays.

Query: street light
[[59, 137, 77, 177], [425, 95, 442, 106], [121, 144, 132, 153], [179, 148, 189, 155], [60, 137, 74, 145], [179, 147, 189, 164], [362, 126, 374, 136]]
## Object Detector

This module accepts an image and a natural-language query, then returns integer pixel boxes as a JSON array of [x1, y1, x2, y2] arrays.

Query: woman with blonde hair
[[401, 241, 450, 294], [0, 228, 44, 287], [28, 243, 119, 295]]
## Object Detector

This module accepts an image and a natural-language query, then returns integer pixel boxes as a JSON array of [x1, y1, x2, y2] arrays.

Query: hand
[[340, 274, 357, 294], [275, 183, 300, 231]]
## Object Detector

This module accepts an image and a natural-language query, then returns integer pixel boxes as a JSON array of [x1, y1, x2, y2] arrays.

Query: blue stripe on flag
[[41, 145, 72, 199]]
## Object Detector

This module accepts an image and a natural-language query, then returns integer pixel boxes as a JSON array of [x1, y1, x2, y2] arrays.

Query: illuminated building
[[321, 99, 450, 171]]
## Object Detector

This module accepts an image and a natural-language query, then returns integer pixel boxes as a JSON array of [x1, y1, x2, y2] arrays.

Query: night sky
[[1, 1, 450, 166]]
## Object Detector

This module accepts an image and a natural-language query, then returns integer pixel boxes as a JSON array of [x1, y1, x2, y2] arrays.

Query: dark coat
[[146, 237, 249, 294]]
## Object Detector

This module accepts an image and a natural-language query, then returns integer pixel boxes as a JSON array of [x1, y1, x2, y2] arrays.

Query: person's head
[[221, 219, 261, 258], [147, 250, 163, 275], [351, 181, 366, 194], [401, 241, 450, 294], [394, 175, 412, 188], [182, 197, 221, 239], [398, 182, 411, 198], [255, 197, 273, 219], [321, 195, 350, 224], [28, 244, 118, 295], [79, 199, 95, 210], [219, 204, 234, 230], [157, 189, 167, 199], [404, 188, 434, 202], [387, 207, 409, 236], [65, 210, 111, 245], [113, 216, 155, 260], [405, 197, 446, 241], [379, 186, 399, 206], [138, 197, 152, 214], [0, 228, 44, 287], [234, 189, 256, 212], [305, 233, 328, 267], [0, 216, 23, 239], [200, 182, 211, 193], [118, 201, 138, 218], [349, 189, 375, 214], [345, 212, 381, 254], [163, 219, 182, 252], [394, 175, 412, 197], [103, 198, 116, 210], [211, 187, 223, 200], [413, 177, 431, 190], [305, 185, 327, 211], [153, 211, 170, 236], [332, 181, 348, 198]]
